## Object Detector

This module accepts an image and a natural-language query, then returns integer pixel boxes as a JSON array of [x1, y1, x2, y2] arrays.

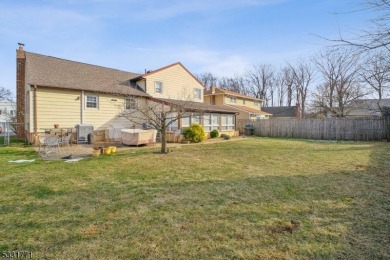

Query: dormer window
[[230, 96, 237, 104]]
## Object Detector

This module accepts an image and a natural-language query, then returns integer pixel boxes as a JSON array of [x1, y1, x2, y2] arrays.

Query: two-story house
[[204, 86, 272, 120], [16, 45, 238, 143]]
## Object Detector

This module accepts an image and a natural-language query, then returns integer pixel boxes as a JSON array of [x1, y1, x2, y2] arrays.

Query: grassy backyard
[[0, 138, 389, 259]]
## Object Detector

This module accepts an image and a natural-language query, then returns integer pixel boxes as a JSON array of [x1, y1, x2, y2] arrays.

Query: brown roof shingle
[[226, 105, 272, 115], [204, 87, 264, 101], [25, 52, 150, 97]]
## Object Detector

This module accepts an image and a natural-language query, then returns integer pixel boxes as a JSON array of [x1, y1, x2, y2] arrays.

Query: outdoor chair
[[37, 134, 48, 153], [60, 133, 72, 147], [44, 136, 61, 153]]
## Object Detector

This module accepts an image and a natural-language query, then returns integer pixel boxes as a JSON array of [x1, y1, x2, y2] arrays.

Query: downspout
[[80, 91, 84, 124], [33, 85, 38, 138]]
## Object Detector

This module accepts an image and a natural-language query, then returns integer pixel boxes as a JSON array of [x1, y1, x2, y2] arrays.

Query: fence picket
[[238, 117, 390, 141]]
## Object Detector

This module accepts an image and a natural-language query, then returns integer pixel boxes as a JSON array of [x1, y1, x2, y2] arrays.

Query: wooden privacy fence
[[237, 117, 390, 141]]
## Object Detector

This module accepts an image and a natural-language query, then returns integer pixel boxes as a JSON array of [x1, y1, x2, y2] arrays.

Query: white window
[[182, 116, 190, 128], [166, 113, 178, 132], [203, 113, 220, 132], [125, 98, 137, 110], [191, 113, 201, 124], [221, 114, 235, 130], [181, 113, 201, 131], [254, 100, 260, 106], [86, 95, 98, 108], [155, 81, 163, 93], [194, 88, 202, 100], [230, 96, 237, 104]]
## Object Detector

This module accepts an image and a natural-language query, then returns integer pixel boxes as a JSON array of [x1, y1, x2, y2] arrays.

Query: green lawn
[[0, 138, 389, 259]]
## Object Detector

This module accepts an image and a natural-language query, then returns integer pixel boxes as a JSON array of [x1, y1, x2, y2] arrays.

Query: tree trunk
[[161, 128, 167, 153]]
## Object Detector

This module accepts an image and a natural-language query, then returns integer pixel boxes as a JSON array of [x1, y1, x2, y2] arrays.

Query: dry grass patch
[[0, 138, 389, 259]]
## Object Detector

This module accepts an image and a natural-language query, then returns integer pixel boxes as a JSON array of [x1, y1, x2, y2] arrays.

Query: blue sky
[[0, 0, 372, 97]]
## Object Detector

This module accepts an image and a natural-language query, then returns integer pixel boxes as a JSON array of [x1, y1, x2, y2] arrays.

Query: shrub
[[223, 135, 231, 140], [220, 134, 227, 138], [210, 129, 219, 138], [183, 123, 207, 143]]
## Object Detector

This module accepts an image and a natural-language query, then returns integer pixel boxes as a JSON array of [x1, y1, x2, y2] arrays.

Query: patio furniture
[[37, 134, 49, 153], [60, 133, 72, 147], [44, 136, 61, 153], [105, 124, 124, 142], [121, 129, 157, 146]]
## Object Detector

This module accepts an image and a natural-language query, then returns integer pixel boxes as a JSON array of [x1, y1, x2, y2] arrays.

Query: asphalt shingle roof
[[25, 52, 150, 97], [262, 106, 297, 117], [204, 87, 264, 101], [225, 105, 272, 115], [155, 98, 240, 114]]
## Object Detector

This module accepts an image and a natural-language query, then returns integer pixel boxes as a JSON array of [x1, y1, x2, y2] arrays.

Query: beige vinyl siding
[[83, 93, 145, 130], [204, 95, 211, 104], [36, 88, 81, 130], [223, 95, 262, 110], [250, 100, 262, 110], [204, 95, 225, 105], [236, 111, 251, 121], [144, 64, 204, 102], [215, 95, 224, 105]]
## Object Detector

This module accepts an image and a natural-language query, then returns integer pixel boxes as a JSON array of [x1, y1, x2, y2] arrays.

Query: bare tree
[[0, 86, 12, 100], [246, 64, 275, 105], [117, 96, 206, 154], [312, 48, 366, 117], [217, 75, 250, 95], [289, 61, 314, 117], [328, 0, 390, 53], [195, 72, 218, 90], [360, 50, 390, 99], [277, 66, 296, 106]]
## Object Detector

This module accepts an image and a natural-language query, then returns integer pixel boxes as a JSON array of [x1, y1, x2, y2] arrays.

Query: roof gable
[[140, 62, 204, 88]]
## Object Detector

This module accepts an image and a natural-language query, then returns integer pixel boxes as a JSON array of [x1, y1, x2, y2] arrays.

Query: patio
[[34, 141, 127, 160], [33, 137, 246, 160]]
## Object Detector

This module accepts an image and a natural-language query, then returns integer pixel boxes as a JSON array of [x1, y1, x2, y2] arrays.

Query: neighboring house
[[262, 106, 299, 119], [0, 99, 16, 134], [204, 86, 272, 120], [345, 99, 390, 117], [16, 45, 238, 143], [0, 99, 16, 122]]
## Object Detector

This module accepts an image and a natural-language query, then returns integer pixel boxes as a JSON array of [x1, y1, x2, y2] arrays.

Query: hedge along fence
[[237, 117, 390, 141]]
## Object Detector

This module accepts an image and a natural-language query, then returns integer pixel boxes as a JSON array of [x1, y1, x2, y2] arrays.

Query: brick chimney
[[210, 85, 216, 94], [16, 43, 26, 139], [295, 103, 301, 118]]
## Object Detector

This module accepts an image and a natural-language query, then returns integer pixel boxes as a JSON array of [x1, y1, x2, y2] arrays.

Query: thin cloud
[[133, 0, 288, 21]]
